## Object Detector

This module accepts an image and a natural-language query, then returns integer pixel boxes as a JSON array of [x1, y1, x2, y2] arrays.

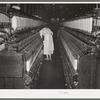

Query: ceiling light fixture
[[12, 5, 20, 10]]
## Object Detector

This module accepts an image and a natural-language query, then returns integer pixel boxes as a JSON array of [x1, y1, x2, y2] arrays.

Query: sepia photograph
[[0, 2, 100, 90]]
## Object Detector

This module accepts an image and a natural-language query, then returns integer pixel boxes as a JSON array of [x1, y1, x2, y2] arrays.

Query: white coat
[[40, 27, 54, 55]]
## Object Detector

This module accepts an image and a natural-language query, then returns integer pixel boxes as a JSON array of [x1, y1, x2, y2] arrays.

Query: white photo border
[[0, 1, 100, 99]]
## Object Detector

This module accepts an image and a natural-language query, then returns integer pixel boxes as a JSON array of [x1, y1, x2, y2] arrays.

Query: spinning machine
[[0, 11, 46, 89], [59, 15, 100, 89]]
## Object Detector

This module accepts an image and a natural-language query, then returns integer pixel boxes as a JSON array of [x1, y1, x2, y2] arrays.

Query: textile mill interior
[[0, 3, 100, 89]]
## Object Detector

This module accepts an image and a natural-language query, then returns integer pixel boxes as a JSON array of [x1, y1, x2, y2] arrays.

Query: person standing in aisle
[[40, 26, 54, 60]]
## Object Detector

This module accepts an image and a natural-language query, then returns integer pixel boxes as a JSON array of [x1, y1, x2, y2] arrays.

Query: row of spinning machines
[[1, 10, 100, 89], [0, 11, 46, 89], [59, 15, 100, 89]]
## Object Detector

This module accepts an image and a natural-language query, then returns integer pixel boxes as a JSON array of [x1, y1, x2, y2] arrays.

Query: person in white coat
[[40, 26, 54, 60]]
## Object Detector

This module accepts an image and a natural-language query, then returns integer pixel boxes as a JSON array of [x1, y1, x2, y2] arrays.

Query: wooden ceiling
[[0, 4, 100, 21]]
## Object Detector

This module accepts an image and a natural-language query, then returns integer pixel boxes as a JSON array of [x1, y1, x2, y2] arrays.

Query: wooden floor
[[36, 59, 66, 89]]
